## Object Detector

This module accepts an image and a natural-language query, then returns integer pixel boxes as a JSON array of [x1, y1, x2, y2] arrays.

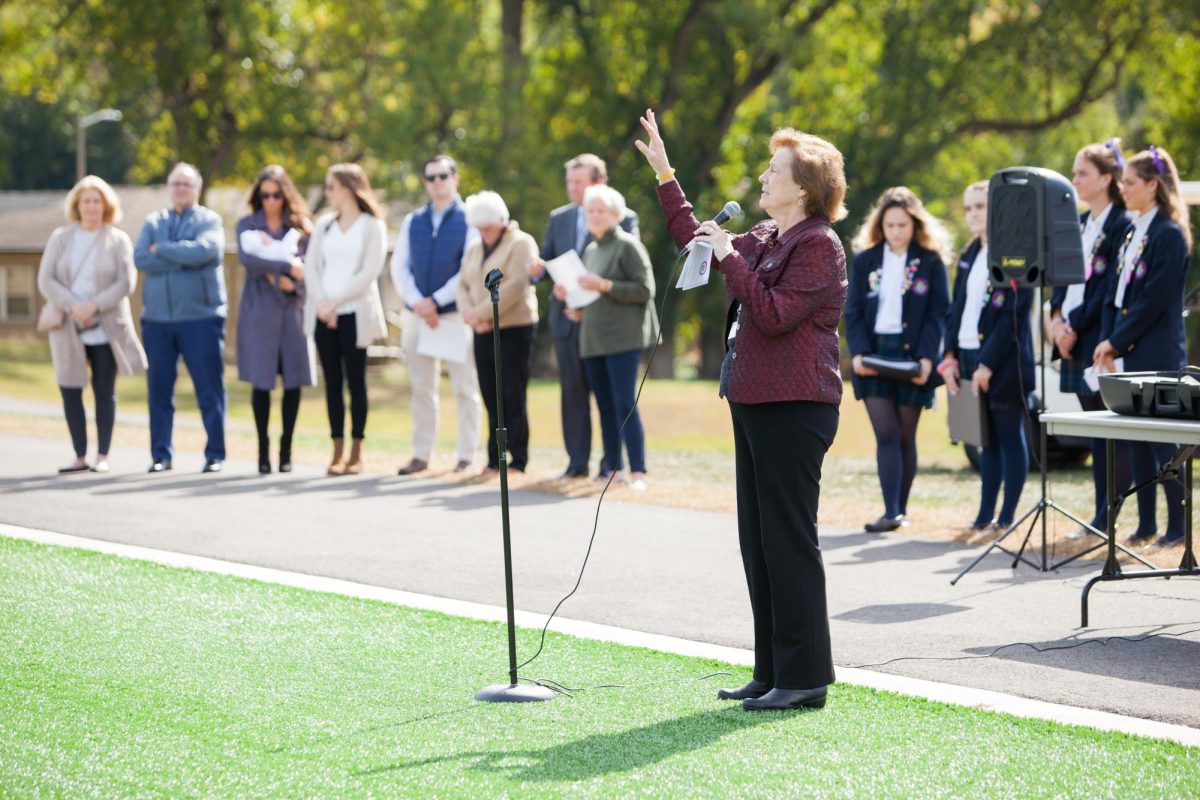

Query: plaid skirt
[[854, 334, 935, 409]]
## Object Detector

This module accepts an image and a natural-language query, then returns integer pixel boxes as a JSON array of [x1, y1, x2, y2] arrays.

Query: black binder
[[861, 355, 922, 382], [948, 386, 989, 448]]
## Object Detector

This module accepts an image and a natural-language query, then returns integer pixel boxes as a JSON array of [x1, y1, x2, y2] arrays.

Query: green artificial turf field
[[1, 535, 1197, 798]]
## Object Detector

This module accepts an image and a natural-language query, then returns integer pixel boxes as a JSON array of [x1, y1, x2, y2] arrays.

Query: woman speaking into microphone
[[637, 109, 848, 711]]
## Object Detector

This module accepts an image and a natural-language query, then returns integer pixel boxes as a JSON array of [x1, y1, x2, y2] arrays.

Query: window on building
[[0, 266, 36, 321]]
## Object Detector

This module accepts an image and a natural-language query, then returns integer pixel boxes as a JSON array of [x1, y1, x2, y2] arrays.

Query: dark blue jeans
[[143, 316, 227, 462], [583, 349, 645, 474]]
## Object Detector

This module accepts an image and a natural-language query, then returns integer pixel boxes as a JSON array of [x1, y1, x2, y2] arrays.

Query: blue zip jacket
[[134, 205, 227, 322]]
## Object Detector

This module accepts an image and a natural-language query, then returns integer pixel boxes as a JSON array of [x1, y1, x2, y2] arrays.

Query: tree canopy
[[2, 0, 1196, 375]]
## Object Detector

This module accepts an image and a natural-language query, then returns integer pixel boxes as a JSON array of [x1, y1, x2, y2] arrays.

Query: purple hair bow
[[1104, 137, 1125, 168], [1149, 145, 1166, 175]]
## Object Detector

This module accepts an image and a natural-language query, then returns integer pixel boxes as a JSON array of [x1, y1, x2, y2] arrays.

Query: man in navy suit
[[531, 154, 639, 478]]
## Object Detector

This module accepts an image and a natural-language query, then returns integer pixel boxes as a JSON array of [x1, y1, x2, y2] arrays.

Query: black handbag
[[861, 355, 922, 382]]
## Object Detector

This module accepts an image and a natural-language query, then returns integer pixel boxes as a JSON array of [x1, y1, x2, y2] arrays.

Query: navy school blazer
[[944, 237, 1035, 406], [843, 242, 951, 390], [1049, 207, 1131, 364], [1099, 212, 1189, 372]]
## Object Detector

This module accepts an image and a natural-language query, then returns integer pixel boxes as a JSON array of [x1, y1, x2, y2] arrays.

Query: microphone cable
[[514, 243, 693, 679]]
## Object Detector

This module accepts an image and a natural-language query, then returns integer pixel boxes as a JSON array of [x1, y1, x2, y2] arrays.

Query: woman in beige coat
[[458, 191, 539, 473], [303, 163, 388, 474], [37, 176, 147, 473]]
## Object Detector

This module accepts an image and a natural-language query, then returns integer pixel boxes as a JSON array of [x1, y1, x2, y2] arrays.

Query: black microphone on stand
[[683, 201, 743, 253], [475, 267, 554, 703]]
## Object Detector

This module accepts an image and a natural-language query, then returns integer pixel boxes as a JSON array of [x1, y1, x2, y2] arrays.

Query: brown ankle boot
[[343, 438, 364, 475], [327, 437, 346, 476]]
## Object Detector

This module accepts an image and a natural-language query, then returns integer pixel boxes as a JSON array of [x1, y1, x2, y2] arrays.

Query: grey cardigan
[[38, 224, 148, 388]]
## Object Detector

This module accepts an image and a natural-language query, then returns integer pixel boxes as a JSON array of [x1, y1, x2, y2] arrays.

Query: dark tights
[[864, 397, 923, 518], [252, 387, 300, 456], [60, 345, 117, 458], [975, 404, 1029, 527]]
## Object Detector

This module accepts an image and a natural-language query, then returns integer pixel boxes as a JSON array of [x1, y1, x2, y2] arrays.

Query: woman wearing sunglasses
[[236, 165, 315, 474]]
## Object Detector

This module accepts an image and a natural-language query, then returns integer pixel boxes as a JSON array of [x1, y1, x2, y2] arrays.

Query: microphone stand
[[475, 268, 554, 703]]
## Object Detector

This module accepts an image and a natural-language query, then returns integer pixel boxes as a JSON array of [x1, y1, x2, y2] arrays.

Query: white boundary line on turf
[[3, 522, 1198, 748]]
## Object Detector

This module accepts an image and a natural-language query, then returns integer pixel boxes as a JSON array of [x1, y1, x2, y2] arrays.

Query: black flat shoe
[[1155, 533, 1184, 548], [742, 686, 828, 711], [1125, 530, 1156, 545], [717, 679, 771, 700], [258, 461, 272, 475], [203, 459, 223, 473], [58, 463, 90, 474], [147, 460, 172, 473], [864, 514, 905, 533]]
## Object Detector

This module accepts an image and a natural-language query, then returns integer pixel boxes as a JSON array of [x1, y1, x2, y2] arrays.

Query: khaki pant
[[401, 309, 481, 462]]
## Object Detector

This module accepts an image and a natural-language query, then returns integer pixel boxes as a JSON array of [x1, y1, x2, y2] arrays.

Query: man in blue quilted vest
[[390, 155, 482, 475]]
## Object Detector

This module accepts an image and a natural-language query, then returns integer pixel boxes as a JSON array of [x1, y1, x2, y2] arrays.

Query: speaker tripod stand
[[951, 282, 1156, 585]]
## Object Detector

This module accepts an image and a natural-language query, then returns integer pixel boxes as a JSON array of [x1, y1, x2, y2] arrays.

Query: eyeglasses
[[424, 172, 452, 182], [167, 180, 197, 188], [261, 191, 284, 200]]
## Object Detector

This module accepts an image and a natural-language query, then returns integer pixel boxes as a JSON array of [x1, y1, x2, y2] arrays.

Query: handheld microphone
[[712, 201, 743, 226], [484, 268, 504, 292], [685, 201, 743, 253]]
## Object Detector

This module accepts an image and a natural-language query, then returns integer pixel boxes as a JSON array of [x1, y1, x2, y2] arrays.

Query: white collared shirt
[[1113, 207, 1158, 309], [873, 246, 907, 334], [957, 244, 989, 351], [1062, 203, 1113, 320]]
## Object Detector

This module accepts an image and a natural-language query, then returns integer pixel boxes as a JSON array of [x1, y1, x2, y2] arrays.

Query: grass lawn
[[0, 338, 1184, 563], [2, 535, 1197, 799]]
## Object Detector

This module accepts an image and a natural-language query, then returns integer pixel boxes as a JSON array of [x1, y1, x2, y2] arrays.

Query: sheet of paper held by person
[[545, 251, 601, 309], [417, 316, 469, 363], [676, 241, 713, 291], [1083, 358, 1126, 392]]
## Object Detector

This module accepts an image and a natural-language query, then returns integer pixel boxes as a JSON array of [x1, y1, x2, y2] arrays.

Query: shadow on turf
[[355, 705, 786, 782]]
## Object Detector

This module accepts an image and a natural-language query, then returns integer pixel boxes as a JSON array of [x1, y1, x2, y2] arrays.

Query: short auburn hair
[[769, 128, 848, 222], [65, 175, 122, 225]]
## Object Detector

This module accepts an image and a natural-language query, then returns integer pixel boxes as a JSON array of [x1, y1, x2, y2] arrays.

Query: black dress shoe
[[147, 460, 172, 473], [202, 459, 223, 473], [717, 679, 771, 700], [1125, 530, 1156, 545], [742, 686, 828, 711], [559, 467, 588, 479], [864, 514, 905, 533], [1155, 533, 1184, 548]]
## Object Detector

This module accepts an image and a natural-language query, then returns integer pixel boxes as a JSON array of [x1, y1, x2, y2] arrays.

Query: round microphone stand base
[[475, 683, 556, 703]]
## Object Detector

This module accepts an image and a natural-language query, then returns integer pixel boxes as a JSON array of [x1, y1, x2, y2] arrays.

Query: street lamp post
[[76, 109, 123, 181]]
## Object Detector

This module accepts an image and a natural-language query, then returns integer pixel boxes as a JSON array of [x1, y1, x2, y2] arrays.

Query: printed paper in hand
[[417, 317, 469, 364], [675, 242, 713, 291], [1083, 357, 1126, 392], [544, 251, 601, 309]]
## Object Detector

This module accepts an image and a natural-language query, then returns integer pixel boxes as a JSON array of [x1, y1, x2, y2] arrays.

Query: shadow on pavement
[[832, 602, 971, 624]]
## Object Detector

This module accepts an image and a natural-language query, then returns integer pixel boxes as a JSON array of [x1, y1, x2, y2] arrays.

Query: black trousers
[[474, 325, 534, 470], [60, 344, 118, 458], [314, 314, 368, 439], [730, 399, 839, 689], [553, 320, 592, 473]]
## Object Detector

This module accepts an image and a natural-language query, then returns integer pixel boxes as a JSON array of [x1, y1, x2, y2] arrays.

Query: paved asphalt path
[[4, 435, 1199, 727]]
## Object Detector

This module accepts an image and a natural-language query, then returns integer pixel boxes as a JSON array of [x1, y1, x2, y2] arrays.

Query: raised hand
[[634, 108, 672, 176]]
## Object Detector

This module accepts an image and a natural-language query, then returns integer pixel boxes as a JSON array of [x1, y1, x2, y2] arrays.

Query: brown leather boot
[[343, 438, 364, 475], [327, 437, 346, 476]]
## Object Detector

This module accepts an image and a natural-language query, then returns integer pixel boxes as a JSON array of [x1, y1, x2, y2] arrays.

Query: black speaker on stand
[[952, 167, 1155, 583]]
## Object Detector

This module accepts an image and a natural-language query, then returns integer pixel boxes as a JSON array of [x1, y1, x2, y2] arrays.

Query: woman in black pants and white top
[[845, 187, 951, 532], [305, 164, 388, 475]]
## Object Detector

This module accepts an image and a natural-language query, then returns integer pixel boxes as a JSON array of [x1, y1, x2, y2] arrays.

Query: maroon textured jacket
[[657, 180, 847, 406]]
